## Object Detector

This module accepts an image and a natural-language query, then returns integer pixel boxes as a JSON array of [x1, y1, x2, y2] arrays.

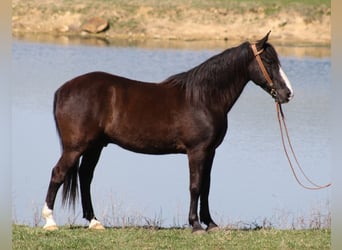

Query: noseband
[[250, 43, 277, 99]]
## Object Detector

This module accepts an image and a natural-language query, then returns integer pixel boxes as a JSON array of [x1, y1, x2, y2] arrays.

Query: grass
[[14, 0, 331, 20], [60, 0, 330, 8], [13, 196, 331, 249], [13, 224, 330, 250], [60, 0, 330, 17]]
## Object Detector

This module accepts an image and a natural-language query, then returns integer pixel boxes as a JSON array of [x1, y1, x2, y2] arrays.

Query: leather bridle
[[250, 43, 277, 99], [250, 42, 331, 190]]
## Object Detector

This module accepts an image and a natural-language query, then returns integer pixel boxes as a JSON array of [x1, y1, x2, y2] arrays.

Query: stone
[[81, 17, 109, 33]]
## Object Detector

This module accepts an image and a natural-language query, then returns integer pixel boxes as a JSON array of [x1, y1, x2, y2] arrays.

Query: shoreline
[[13, 32, 331, 58], [12, 0, 331, 47]]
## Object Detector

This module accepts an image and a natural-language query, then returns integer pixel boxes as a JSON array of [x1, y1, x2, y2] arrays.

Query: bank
[[12, 0, 330, 46]]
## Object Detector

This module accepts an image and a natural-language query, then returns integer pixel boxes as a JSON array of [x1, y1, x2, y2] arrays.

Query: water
[[12, 40, 331, 228]]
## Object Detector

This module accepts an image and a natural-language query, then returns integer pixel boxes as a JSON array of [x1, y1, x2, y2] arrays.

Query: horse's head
[[248, 32, 294, 104]]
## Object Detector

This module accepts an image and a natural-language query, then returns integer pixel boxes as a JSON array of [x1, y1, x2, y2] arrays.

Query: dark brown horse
[[42, 32, 293, 233]]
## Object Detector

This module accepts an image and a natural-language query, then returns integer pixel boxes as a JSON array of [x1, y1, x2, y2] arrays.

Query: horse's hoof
[[90, 223, 105, 230], [89, 219, 105, 230], [43, 224, 58, 231], [192, 228, 206, 235], [207, 226, 220, 233]]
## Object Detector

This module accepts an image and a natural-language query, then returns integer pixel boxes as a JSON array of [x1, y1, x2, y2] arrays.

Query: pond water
[[12, 40, 331, 229]]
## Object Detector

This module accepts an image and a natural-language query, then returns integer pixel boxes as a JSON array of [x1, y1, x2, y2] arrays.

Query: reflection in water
[[14, 33, 330, 58], [12, 40, 331, 228]]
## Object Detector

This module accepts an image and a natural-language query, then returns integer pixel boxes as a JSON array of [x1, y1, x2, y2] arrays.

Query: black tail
[[62, 159, 79, 209]]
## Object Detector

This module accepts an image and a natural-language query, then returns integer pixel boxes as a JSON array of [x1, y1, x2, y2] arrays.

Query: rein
[[250, 43, 331, 190], [276, 102, 331, 190]]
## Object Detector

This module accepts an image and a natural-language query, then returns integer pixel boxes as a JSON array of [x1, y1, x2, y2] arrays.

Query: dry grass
[[12, 0, 331, 44]]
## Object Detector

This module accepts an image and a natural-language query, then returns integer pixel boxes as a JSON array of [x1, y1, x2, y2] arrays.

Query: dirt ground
[[12, 0, 331, 45]]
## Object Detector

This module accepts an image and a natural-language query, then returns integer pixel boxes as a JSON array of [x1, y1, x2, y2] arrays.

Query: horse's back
[[57, 71, 137, 93], [53, 71, 187, 152], [54, 71, 177, 116]]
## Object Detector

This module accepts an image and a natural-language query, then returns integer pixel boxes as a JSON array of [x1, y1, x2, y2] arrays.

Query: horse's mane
[[162, 42, 253, 104], [162, 41, 280, 105]]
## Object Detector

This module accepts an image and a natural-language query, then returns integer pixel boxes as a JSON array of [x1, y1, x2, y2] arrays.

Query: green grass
[[56, 0, 331, 13], [13, 224, 331, 250]]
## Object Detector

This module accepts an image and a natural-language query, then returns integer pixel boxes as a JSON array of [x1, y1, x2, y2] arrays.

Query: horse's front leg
[[199, 151, 219, 231], [187, 149, 210, 233]]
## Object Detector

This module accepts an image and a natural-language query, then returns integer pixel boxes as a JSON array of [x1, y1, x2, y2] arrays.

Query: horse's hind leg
[[42, 150, 81, 230], [79, 145, 104, 229]]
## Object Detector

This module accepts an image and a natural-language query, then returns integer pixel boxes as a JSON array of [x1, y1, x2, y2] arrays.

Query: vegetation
[[59, 0, 330, 9], [12, 0, 331, 44], [13, 225, 330, 250]]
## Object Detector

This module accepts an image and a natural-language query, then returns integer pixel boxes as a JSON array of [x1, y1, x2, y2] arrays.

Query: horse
[[42, 32, 293, 233]]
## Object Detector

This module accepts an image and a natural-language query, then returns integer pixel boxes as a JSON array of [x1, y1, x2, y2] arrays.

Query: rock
[[57, 25, 69, 33], [81, 17, 109, 33]]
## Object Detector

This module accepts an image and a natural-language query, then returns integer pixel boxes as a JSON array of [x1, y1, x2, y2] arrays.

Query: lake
[[12, 39, 331, 229]]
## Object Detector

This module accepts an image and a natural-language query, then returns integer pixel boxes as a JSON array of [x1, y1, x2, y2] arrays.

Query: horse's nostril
[[288, 91, 294, 100]]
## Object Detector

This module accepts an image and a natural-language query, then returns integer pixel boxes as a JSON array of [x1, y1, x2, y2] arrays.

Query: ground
[[12, 0, 330, 46]]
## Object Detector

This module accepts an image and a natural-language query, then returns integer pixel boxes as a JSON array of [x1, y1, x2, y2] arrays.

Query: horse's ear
[[256, 30, 271, 50]]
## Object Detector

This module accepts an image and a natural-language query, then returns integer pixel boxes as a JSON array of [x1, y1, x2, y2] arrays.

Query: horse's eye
[[265, 59, 278, 69], [263, 58, 273, 65]]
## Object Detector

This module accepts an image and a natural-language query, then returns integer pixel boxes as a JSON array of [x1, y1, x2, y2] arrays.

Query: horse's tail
[[53, 89, 79, 209], [62, 159, 79, 209], [53, 89, 62, 149]]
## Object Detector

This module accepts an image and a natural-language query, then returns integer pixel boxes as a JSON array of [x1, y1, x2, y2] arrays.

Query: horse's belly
[[105, 123, 186, 155], [111, 136, 186, 155]]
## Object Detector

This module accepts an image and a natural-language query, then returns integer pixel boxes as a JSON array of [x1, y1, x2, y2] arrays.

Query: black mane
[[162, 42, 254, 104]]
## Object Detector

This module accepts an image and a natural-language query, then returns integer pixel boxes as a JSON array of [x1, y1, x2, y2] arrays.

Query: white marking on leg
[[42, 202, 58, 230], [279, 66, 294, 99], [89, 218, 105, 230]]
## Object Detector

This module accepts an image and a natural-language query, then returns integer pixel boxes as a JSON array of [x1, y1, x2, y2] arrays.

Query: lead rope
[[275, 102, 331, 190]]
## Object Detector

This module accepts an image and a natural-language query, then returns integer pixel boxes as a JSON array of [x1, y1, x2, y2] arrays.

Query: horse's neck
[[224, 78, 249, 113], [219, 49, 252, 113]]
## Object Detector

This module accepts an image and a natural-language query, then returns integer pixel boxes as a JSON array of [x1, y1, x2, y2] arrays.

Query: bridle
[[250, 43, 277, 99], [250, 43, 331, 190]]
